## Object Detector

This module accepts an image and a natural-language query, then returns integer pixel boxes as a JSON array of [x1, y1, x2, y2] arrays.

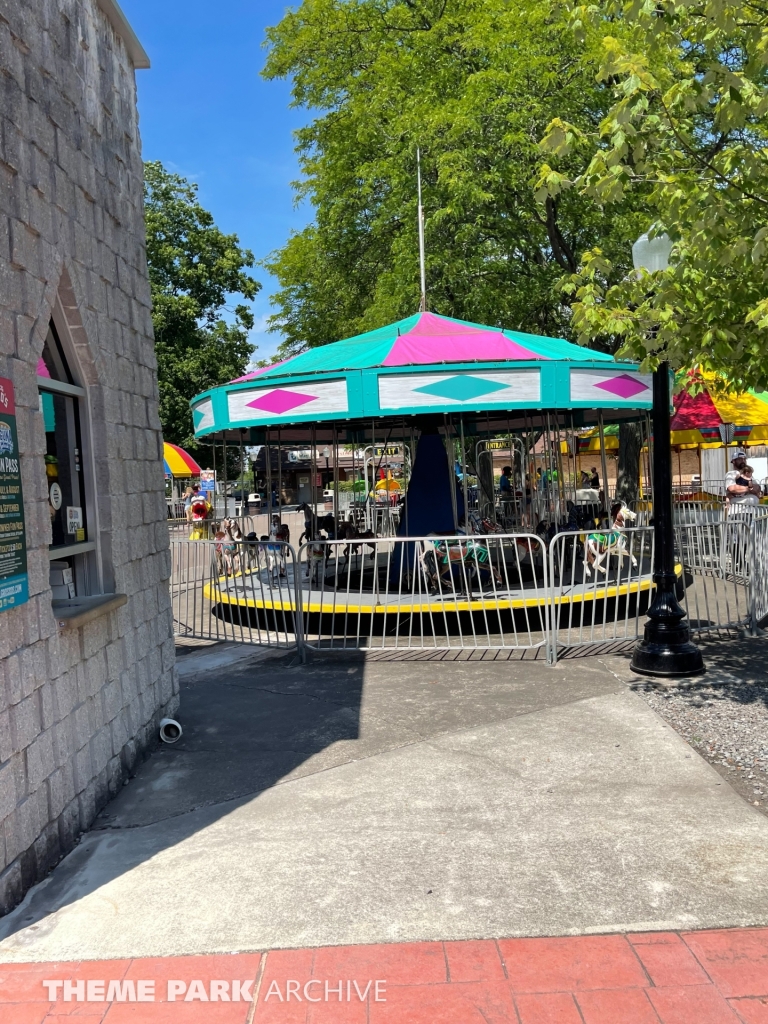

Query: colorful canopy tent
[[670, 383, 768, 447], [578, 424, 619, 453], [190, 311, 653, 441], [578, 381, 768, 452], [163, 442, 201, 478]]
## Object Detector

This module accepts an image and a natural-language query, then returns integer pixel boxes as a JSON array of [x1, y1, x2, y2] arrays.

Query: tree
[[262, 0, 647, 356], [144, 161, 260, 459], [538, 0, 768, 391]]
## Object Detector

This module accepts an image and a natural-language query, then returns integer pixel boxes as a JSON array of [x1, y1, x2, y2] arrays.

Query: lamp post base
[[630, 636, 705, 678]]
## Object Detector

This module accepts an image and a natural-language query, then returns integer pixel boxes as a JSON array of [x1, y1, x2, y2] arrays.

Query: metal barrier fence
[[171, 539, 301, 650], [629, 499, 725, 527], [674, 517, 751, 640], [296, 533, 549, 656], [548, 525, 654, 660], [170, 510, 768, 660], [752, 512, 768, 630]]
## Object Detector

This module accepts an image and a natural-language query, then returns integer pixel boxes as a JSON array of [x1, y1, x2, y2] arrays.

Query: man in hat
[[725, 450, 761, 510]]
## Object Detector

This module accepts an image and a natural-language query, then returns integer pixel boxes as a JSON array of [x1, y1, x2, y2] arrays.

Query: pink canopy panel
[[381, 312, 549, 367]]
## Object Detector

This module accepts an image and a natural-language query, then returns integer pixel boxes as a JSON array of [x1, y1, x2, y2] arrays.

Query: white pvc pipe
[[159, 718, 183, 744]]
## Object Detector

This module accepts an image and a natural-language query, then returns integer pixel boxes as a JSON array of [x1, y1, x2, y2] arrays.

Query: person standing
[[184, 484, 200, 523], [725, 450, 761, 511]]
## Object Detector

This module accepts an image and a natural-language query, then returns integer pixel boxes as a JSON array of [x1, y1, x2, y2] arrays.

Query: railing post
[[547, 535, 557, 665], [293, 543, 307, 662]]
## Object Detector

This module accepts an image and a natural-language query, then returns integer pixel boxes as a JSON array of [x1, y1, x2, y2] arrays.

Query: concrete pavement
[[1, 645, 768, 961]]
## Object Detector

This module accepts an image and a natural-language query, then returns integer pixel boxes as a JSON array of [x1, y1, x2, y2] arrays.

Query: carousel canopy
[[190, 311, 653, 439], [163, 442, 201, 478]]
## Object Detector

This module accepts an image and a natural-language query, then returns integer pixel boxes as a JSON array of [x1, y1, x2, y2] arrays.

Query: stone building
[[0, 0, 176, 913]]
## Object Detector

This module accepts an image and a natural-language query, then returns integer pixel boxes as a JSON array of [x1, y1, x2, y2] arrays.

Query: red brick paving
[[0, 928, 766, 1022]]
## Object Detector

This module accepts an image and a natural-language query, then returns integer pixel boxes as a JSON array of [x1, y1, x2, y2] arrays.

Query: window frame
[[38, 307, 103, 597]]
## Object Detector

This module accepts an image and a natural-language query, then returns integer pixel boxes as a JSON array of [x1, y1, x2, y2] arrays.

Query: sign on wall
[[0, 377, 28, 612]]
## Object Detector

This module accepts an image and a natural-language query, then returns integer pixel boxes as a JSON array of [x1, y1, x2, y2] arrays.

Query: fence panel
[[674, 518, 751, 638], [751, 511, 768, 630], [297, 533, 549, 656], [171, 539, 301, 650], [170, 514, 768, 658], [548, 525, 655, 660]]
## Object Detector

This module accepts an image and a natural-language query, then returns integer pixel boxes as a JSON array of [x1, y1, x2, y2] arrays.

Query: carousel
[[189, 311, 659, 641]]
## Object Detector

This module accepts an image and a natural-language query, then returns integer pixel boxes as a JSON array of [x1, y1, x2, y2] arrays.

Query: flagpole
[[417, 147, 427, 312]]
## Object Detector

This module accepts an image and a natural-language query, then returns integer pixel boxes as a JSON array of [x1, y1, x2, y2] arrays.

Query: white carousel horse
[[584, 503, 638, 578]]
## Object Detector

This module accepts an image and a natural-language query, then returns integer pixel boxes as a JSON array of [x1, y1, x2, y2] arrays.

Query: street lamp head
[[322, 446, 331, 459], [632, 232, 672, 274]]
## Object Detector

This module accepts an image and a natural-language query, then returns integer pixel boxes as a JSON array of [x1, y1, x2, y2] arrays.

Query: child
[[727, 464, 758, 508]]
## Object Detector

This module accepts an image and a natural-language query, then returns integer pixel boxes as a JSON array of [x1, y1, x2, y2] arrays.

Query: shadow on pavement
[[0, 645, 622, 945]]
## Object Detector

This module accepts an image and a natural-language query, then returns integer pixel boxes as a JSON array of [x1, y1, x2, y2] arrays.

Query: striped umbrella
[[163, 442, 201, 478]]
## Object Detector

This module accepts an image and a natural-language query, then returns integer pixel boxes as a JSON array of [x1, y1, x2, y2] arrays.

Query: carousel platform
[[202, 551, 668, 620]]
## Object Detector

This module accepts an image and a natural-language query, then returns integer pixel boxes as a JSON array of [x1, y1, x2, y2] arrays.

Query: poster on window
[[0, 377, 28, 612]]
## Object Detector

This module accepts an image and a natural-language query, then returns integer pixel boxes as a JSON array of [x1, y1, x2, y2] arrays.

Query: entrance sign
[[0, 377, 29, 612]]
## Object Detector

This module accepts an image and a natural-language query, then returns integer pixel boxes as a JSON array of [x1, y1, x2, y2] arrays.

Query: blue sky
[[124, 0, 309, 363]]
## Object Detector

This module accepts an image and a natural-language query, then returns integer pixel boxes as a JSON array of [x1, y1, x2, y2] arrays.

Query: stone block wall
[[0, 0, 176, 913]]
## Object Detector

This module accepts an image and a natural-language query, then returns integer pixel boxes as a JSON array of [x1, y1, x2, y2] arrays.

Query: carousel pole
[[222, 435, 227, 519], [332, 424, 339, 528], [351, 429, 357, 525], [239, 430, 245, 518], [408, 420, 415, 537], [445, 415, 458, 531], [277, 427, 282, 523], [211, 437, 217, 521], [311, 424, 317, 514], [370, 418, 376, 533], [266, 431, 272, 522], [597, 411, 609, 521], [460, 415, 469, 531]]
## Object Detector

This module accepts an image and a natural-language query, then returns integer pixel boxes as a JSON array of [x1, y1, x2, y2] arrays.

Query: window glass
[[41, 390, 87, 548], [37, 322, 88, 550], [38, 324, 74, 384]]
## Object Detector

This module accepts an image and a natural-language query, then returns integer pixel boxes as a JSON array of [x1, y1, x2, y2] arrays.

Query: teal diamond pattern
[[414, 375, 509, 402], [192, 406, 207, 428]]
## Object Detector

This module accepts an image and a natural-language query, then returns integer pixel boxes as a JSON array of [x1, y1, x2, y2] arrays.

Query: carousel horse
[[298, 502, 336, 543], [339, 521, 377, 569], [584, 502, 638, 578]]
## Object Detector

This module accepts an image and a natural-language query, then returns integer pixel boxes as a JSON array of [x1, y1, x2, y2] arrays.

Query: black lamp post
[[630, 232, 705, 678]]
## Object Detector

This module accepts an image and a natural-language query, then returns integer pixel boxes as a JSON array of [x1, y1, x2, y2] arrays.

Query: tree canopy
[[262, 0, 647, 357], [144, 161, 260, 456], [538, 0, 768, 390]]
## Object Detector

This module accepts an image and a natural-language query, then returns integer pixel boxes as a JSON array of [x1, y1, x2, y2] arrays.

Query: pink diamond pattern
[[246, 388, 318, 415], [593, 373, 649, 399]]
